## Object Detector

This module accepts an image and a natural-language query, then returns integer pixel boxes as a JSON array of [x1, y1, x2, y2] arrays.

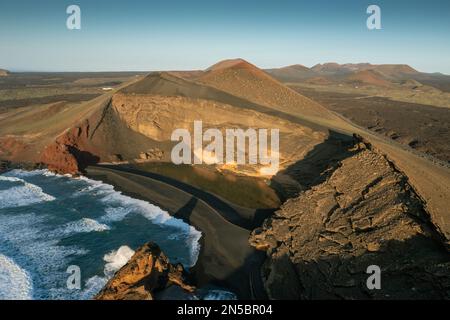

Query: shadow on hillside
[[259, 234, 450, 300], [217, 130, 450, 300], [192, 244, 269, 300], [215, 230, 450, 300], [271, 130, 358, 201], [69, 146, 100, 172], [206, 130, 362, 299]]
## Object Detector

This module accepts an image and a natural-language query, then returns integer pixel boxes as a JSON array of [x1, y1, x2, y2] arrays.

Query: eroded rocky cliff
[[250, 138, 450, 299]]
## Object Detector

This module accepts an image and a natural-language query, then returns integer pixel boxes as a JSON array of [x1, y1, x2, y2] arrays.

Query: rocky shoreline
[[1, 160, 263, 300], [95, 242, 195, 300], [2, 134, 450, 300], [84, 165, 267, 300], [0, 160, 47, 174]]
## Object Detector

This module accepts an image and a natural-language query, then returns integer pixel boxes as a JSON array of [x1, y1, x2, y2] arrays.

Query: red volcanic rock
[[56, 122, 89, 146], [0, 136, 27, 158], [40, 120, 100, 175], [41, 142, 79, 175]]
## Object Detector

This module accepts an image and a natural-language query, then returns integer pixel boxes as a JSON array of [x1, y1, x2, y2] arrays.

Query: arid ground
[[1, 60, 450, 299]]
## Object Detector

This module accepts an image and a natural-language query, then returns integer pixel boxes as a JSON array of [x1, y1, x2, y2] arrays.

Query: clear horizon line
[[3, 62, 449, 76]]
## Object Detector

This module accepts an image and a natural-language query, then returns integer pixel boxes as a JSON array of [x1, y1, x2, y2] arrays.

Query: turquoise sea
[[0, 169, 210, 300]]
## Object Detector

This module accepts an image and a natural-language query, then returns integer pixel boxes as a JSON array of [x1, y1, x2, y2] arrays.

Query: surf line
[[170, 120, 280, 175]]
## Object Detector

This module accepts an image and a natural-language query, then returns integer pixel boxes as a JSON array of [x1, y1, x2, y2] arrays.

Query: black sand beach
[[85, 165, 269, 299]]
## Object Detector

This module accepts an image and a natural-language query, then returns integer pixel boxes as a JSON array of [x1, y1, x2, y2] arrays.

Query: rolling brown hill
[[264, 64, 318, 82], [303, 76, 333, 85], [196, 59, 334, 121], [371, 64, 419, 79], [344, 69, 392, 87], [0, 69, 9, 76], [0, 67, 330, 177]]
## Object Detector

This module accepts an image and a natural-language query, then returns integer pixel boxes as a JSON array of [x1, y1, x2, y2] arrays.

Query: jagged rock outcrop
[[41, 142, 80, 175], [251, 141, 450, 299], [95, 242, 195, 300], [40, 120, 101, 174]]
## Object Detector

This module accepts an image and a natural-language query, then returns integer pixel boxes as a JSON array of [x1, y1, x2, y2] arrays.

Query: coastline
[[84, 165, 269, 299]]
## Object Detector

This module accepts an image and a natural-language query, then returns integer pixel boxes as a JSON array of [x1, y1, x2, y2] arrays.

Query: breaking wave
[[0, 175, 55, 209], [103, 245, 135, 277], [0, 169, 202, 300], [0, 254, 33, 300]]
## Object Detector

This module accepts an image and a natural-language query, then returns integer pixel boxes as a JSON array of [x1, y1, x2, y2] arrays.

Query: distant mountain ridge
[[0, 69, 9, 76], [311, 62, 419, 77], [264, 62, 450, 90], [266, 62, 420, 79]]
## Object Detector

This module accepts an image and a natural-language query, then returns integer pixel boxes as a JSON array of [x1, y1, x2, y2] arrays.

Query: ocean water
[[0, 169, 204, 300]]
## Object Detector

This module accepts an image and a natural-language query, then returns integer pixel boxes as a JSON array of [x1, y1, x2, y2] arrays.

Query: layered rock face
[[110, 91, 325, 176], [95, 242, 194, 300], [251, 141, 450, 299], [0, 70, 328, 177]]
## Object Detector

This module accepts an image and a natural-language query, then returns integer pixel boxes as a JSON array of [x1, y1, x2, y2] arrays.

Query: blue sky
[[0, 0, 449, 73]]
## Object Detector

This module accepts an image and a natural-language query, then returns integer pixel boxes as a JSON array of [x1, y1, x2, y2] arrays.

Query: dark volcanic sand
[[292, 87, 450, 163]]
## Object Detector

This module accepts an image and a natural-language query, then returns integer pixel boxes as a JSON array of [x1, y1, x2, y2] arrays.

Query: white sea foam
[[1, 170, 202, 266], [0, 254, 33, 300], [0, 175, 55, 209], [0, 212, 89, 300], [100, 206, 134, 223], [61, 218, 110, 235], [103, 245, 135, 277], [77, 175, 202, 266], [4, 169, 71, 179], [4, 169, 49, 178], [82, 245, 135, 297], [80, 275, 108, 300]]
